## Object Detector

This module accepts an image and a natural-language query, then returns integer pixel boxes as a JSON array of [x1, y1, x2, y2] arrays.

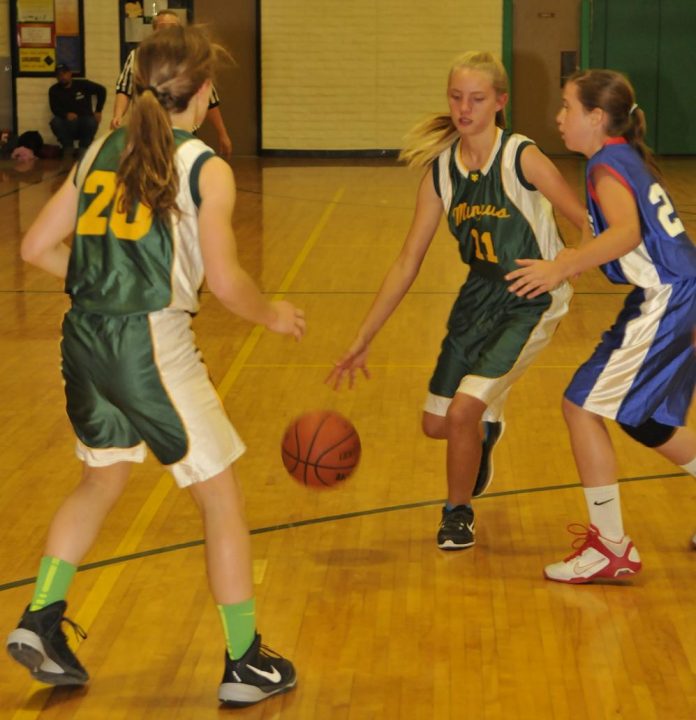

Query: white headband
[[629, 103, 638, 116]]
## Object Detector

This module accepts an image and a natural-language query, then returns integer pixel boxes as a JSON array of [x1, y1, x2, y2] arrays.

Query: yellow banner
[[18, 47, 56, 73]]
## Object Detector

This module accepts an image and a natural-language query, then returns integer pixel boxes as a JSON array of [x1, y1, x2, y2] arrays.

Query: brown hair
[[567, 69, 662, 180], [399, 51, 509, 169], [116, 24, 219, 221]]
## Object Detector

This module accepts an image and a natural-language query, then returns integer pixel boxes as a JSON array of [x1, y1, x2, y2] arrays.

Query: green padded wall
[[589, 0, 696, 154], [656, 0, 696, 154], [590, 0, 660, 149]]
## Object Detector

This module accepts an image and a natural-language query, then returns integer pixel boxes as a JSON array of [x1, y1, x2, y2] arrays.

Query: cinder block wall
[[7, 1, 502, 152], [260, 0, 502, 151]]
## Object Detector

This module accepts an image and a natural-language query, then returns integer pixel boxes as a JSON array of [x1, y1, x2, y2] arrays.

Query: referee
[[110, 10, 232, 159]]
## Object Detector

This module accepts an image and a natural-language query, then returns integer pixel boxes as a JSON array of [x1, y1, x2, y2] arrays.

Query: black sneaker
[[437, 505, 475, 550], [473, 420, 505, 498], [6, 601, 88, 685], [218, 633, 296, 707]]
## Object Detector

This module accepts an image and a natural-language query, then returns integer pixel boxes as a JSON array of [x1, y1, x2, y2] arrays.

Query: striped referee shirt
[[115, 49, 221, 108]]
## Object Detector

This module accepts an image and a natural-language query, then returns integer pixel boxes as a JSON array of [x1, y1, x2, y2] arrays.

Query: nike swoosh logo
[[247, 664, 282, 683], [573, 558, 605, 575], [593, 499, 614, 506]]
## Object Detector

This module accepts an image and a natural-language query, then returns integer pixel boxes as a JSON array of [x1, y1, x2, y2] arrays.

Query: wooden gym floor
[[0, 152, 694, 719]]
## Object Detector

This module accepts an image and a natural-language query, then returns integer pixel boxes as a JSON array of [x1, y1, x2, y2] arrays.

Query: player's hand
[[505, 258, 566, 298], [325, 338, 371, 390], [267, 300, 305, 340], [110, 115, 122, 130], [218, 132, 233, 161]]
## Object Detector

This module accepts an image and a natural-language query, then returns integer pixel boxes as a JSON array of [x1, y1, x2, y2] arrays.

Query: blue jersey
[[566, 138, 696, 426], [586, 138, 696, 286]]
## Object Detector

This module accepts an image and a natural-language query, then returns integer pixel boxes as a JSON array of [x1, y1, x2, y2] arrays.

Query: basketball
[[281, 410, 361, 488]]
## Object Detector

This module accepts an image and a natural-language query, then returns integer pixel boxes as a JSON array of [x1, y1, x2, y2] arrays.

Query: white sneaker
[[544, 524, 642, 584]]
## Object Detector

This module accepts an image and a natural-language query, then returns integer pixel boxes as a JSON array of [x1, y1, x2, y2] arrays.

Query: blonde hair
[[399, 51, 509, 169], [568, 69, 662, 181], [117, 24, 220, 221]]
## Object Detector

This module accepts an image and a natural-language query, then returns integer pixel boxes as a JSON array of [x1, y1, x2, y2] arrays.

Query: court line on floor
[[7, 186, 345, 718], [217, 187, 345, 399], [0, 470, 686, 595], [0, 168, 70, 200]]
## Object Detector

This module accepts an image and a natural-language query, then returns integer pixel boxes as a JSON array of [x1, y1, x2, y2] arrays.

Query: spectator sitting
[[49, 64, 106, 157]]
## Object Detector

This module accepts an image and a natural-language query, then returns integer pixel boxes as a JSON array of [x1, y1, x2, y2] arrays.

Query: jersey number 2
[[648, 183, 685, 238], [77, 170, 153, 241]]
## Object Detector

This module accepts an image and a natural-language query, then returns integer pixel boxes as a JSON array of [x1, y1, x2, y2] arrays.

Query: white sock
[[584, 484, 624, 542], [680, 457, 696, 477]]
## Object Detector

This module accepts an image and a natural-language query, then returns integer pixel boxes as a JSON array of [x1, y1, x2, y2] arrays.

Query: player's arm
[[506, 166, 642, 297], [519, 144, 586, 229], [197, 156, 305, 339], [205, 105, 232, 160], [20, 167, 78, 278], [327, 169, 442, 388], [110, 93, 131, 130], [111, 52, 134, 129]]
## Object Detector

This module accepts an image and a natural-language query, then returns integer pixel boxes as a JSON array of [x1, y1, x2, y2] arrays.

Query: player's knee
[[422, 412, 446, 439], [619, 418, 676, 448], [446, 395, 483, 430]]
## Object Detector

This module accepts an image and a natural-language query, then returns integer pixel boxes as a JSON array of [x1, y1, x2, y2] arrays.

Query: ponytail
[[623, 104, 662, 181], [118, 87, 179, 222], [398, 113, 458, 169], [568, 69, 662, 181], [116, 24, 222, 221]]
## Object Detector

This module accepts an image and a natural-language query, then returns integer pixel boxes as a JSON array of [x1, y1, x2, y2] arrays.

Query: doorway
[[511, 0, 582, 155]]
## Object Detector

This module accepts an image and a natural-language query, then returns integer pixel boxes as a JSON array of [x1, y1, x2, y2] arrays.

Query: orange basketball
[[281, 410, 361, 488]]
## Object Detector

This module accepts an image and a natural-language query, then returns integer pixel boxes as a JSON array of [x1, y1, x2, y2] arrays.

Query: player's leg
[[142, 311, 296, 706], [188, 466, 253, 604], [544, 398, 641, 584], [475, 391, 508, 498], [432, 393, 486, 550], [445, 392, 487, 506], [630, 423, 696, 549], [188, 467, 296, 707], [6, 461, 132, 685], [651, 425, 696, 468]]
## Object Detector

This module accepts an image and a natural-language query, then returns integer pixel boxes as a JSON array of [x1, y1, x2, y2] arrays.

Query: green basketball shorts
[[61, 307, 245, 486]]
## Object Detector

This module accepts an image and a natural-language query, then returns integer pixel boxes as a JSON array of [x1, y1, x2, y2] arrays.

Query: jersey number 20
[[77, 170, 153, 241]]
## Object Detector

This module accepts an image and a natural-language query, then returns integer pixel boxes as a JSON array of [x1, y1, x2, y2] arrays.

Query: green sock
[[217, 598, 256, 660], [30, 556, 77, 611]]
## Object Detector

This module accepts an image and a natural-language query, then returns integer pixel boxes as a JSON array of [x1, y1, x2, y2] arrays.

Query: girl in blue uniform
[[507, 69, 696, 583], [6, 26, 302, 705], [327, 51, 586, 550]]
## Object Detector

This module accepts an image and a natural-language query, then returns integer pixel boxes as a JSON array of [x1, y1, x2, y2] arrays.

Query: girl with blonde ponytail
[[9, 24, 302, 707], [508, 69, 696, 582], [328, 50, 585, 551]]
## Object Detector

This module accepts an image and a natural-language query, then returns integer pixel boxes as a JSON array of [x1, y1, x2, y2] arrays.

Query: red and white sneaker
[[544, 524, 642, 584]]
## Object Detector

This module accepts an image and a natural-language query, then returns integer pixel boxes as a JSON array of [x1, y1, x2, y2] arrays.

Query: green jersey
[[433, 128, 566, 277], [67, 128, 215, 315]]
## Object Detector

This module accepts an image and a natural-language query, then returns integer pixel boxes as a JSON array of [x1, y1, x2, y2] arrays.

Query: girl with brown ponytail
[[507, 69, 696, 582], [8, 24, 302, 706]]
